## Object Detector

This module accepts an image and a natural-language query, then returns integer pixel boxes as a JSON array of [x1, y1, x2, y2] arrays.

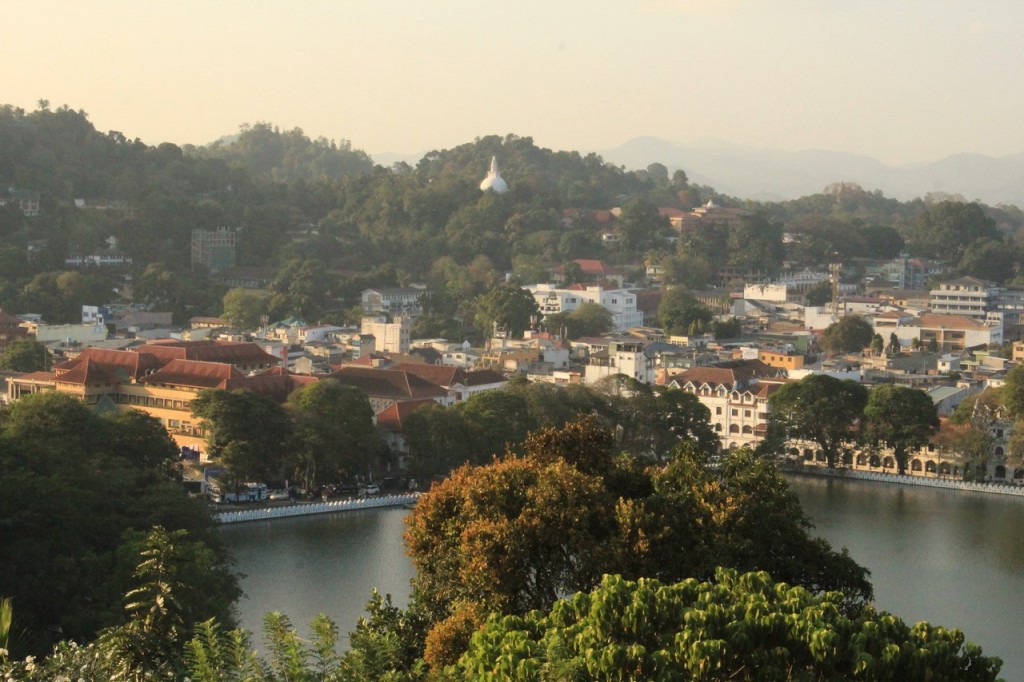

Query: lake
[[222, 476, 1024, 678]]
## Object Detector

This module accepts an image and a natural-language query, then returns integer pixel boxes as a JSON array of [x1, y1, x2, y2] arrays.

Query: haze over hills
[[370, 137, 1024, 207], [597, 137, 1024, 207]]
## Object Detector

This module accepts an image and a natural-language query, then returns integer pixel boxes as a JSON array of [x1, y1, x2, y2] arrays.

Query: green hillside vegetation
[[3, 103, 1022, 332]]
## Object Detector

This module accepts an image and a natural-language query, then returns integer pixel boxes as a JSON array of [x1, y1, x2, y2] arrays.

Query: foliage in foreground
[[405, 418, 873, 669], [456, 569, 1002, 682]]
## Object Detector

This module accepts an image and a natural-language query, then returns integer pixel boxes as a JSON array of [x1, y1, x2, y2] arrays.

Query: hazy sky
[[5, 1, 1023, 166]]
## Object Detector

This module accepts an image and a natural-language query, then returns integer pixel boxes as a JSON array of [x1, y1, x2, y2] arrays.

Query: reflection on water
[[219, 507, 415, 648], [222, 480, 1024, 679], [789, 475, 1024, 680]]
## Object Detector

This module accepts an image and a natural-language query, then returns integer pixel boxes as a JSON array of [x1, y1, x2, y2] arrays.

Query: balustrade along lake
[[221, 475, 1024, 679]]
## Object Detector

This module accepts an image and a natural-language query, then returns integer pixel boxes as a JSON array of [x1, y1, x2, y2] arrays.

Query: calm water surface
[[788, 475, 1024, 681], [222, 479, 1024, 679], [219, 507, 415, 647]]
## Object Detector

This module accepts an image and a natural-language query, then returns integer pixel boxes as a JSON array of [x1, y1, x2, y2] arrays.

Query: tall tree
[[767, 375, 868, 468], [286, 380, 377, 493], [821, 315, 874, 353], [473, 284, 540, 339], [191, 389, 293, 489], [0, 338, 51, 371], [863, 384, 940, 474], [658, 286, 712, 335]]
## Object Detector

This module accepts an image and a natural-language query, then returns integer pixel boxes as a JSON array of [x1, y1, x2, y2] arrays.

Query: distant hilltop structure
[[479, 156, 508, 193]]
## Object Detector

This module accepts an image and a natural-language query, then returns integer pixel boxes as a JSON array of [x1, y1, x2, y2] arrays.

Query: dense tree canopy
[[658, 286, 712, 335], [821, 315, 875, 353], [767, 374, 869, 467], [0, 392, 237, 657], [406, 419, 872, 669], [456, 570, 1000, 681], [863, 383, 940, 474]]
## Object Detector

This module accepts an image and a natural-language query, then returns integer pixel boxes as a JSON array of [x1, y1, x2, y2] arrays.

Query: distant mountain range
[[368, 137, 1024, 207], [596, 137, 1024, 207]]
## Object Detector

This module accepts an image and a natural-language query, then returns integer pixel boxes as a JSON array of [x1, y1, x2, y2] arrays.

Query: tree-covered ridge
[[187, 122, 374, 183], [3, 102, 1024, 331]]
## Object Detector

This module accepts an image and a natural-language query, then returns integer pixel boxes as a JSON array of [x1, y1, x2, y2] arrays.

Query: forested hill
[[2, 102, 1024, 330]]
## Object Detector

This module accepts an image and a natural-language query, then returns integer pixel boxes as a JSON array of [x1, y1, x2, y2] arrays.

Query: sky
[[4, 1, 1024, 166]]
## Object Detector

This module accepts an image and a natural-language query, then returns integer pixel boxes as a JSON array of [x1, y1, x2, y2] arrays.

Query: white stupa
[[479, 156, 509, 193]]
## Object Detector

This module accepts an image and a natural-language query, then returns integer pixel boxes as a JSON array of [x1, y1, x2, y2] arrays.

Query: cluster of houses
[[4, 161, 1024, 483]]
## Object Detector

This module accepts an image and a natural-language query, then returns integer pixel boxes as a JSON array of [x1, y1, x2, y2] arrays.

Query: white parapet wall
[[215, 493, 419, 524]]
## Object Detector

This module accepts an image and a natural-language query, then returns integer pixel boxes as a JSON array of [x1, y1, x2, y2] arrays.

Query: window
[[744, 410, 751, 418], [731, 408, 738, 416], [715, 406, 722, 415]]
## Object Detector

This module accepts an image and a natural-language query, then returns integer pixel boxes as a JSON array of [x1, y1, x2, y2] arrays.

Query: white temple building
[[479, 156, 509, 193]]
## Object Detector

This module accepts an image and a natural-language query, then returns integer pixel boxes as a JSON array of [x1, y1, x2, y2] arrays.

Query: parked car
[[359, 483, 380, 496]]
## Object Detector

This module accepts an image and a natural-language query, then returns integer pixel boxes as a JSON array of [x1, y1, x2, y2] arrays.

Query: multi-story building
[[361, 315, 411, 354], [361, 287, 426, 317], [5, 341, 292, 459], [527, 284, 643, 332], [929, 277, 994, 320], [666, 360, 783, 451], [583, 340, 655, 385], [191, 227, 237, 273]]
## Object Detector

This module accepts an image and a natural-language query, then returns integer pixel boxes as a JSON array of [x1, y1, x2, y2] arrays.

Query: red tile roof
[[56, 348, 161, 381], [55, 358, 123, 386], [375, 399, 438, 431], [137, 340, 279, 366], [139, 359, 241, 389], [391, 363, 462, 387], [326, 366, 448, 402]]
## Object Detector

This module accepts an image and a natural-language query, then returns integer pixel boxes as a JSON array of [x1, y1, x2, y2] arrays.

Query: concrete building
[[527, 284, 644, 332], [929, 277, 994, 320], [191, 227, 237, 273], [583, 340, 655, 386], [361, 287, 426, 317], [361, 315, 411, 354]]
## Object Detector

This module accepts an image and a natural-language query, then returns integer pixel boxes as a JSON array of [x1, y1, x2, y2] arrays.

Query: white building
[[929, 277, 994, 320], [583, 340, 655, 386], [361, 315, 411, 354], [526, 284, 644, 332], [667, 361, 783, 451], [360, 287, 426, 317]]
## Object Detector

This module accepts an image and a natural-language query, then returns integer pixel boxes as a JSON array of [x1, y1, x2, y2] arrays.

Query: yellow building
[[758, 350, 805, 371], [7, 341, 296, 460]]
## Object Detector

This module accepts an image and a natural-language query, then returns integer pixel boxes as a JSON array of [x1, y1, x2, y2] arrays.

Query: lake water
[[221, 476, 1024, 679]]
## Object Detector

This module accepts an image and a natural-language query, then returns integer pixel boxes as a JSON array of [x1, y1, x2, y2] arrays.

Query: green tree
[[0, 338, 51, 371], [191, 389, 293, 489], [821, 315, 874, 353], [908, 201, 1000, 264], [0, 393, 236, 658], [286, 380, 378, 493], [870, 333, 885, 355], [1000, 365, 1024, 419], [455, 569, 1000, 681], [863, 384, 940, 474], [615, 197, 669, 253], [220, 287, 267, 329], [767, 374, 868, 468], [658, 286, 712, 335], [957, 237, 1019, 283], [473, 284, 540, 339], [805, 280, 833, 306]]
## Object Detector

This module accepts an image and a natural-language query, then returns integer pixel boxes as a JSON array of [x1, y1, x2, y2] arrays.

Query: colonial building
[[6, 341, 301, 458], [666, 360, 784, 450]]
